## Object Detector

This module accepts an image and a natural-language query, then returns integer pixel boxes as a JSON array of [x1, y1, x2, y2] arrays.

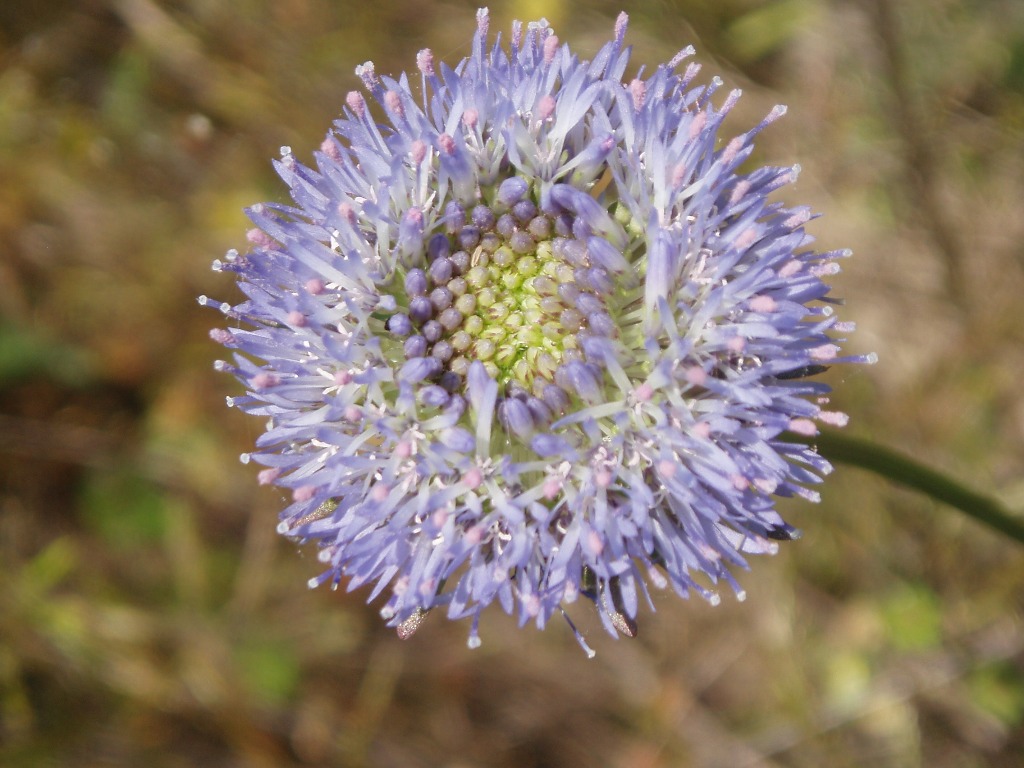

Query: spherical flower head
[[204, 9, 875, 653]]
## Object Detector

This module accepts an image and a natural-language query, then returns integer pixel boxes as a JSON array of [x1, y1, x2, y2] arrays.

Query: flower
[[202, 8, 874, 654]]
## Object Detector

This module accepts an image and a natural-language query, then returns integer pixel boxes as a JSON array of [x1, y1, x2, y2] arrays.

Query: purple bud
[[498, 398, 535, 438], [404, 334, 427, 358], [438, 307, 464, 331], [531, 433, 574, 457], [387, 313, 412, 336], [575, 291, 603, 314], [645, 229, 676, 328], [409, 296, 434, 324], [427, 233, 451, 261], [556, 361, 602, 402], [432, 340, 454, 361], [581, 335, 615, 363], [497, 177, 529, 207], [450, 250, 471, 274], [405, 268, 428, 297], [587, 236, 632, 276], [525, 396, 553, 425], [430, 286, 453, 311], [541, 384, 570, 414], [561, 238, 588, 266], [444, 393, 467, 418], [512, 200, 537, 224], [472, 205, 496, 229], [440, 427, 475, 453], [458, 226, 481, 250], [419, 385, 451, 407], [527, 216, 552, 239], [560, 308, 584, 330], [558, 282, 581, 306], [509, 230, 535, 254], [422, 320, 443, 342], [587, 267, 614, 295], [480, 232, 501, 253], [588, 311, 616, 337], [443, 201, 465, 233], [496, 213, 516, 239], [399, 356, 442, 383], [398, 206, 424, 259], [439, 371, 462, 392], [429, 257, 454, 284]]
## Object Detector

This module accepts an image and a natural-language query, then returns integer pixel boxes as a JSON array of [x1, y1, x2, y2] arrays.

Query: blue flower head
[[203, 9, 875, 654]]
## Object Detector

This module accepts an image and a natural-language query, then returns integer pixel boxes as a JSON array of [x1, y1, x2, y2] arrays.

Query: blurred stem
[[810, 431, 1024, 546]]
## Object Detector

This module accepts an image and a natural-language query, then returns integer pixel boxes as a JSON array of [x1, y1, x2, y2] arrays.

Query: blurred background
[[2, 0, 1023, 765]]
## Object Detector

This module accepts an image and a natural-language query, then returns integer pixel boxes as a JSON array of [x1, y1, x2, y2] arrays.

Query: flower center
[[382, 180, 621, 428]]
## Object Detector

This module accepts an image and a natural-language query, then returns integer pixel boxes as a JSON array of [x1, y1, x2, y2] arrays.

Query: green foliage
[[79, 469, 169, 548], [880, 583, 943, 652]]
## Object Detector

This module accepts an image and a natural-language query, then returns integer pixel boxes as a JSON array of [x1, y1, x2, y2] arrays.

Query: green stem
[[808, 431, 1024, 546]]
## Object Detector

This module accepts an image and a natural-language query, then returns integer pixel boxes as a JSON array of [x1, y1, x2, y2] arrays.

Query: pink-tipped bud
[[252, 372, 279, 390], [258, 467, 281, 485], [788, 418, 818, 436], [337, 201, 357, 225], [671, 162, 688, 189], [410, 139, 427, 165], [292, 485, 316, 502], [778, 259, 802, 278], [384, 90, 404, 119], [688, 111, 707, 139], [614, 12, 628, 43], [543, 35, 559, 65], [629, 78, 646, 111], [810, 344, 839, 361], [345, 90, 366, 118], [817, 410, 850, 427], [246, 228, 273, 248], [463, 467, 483, 490], [287, 310, 307, 328], [416, 48, 434, 76], [722, 136, 744, 164], [748, 295, 777, 313], [685, 366, 707, 386], [735, 227, 759, 250], [537, 95, 556, 121], [320, 137, 341, 160], [634, 382, 654, 402]]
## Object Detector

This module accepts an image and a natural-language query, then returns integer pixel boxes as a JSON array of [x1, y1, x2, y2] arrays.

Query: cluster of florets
[[203, 8, 873, 653]]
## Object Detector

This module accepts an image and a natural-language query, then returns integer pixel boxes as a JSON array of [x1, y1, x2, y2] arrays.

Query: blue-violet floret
[[203, 8, 875, 654]]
